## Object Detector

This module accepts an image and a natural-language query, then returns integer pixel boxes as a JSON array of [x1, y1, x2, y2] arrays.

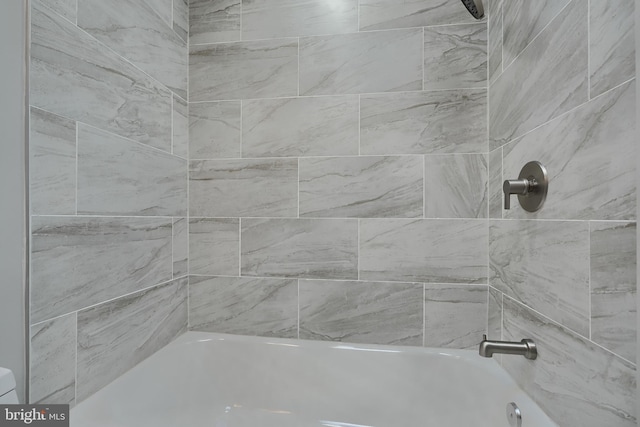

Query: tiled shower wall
[[486, 0, 636, 426], [186, 0, 492, 348], [29, 0, 189, 405]]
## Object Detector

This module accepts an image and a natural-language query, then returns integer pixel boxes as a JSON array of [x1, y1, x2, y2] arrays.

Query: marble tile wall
[[487, 0, 636, 424], [187, 0, 490, 354], [29, 0, 188, 406]]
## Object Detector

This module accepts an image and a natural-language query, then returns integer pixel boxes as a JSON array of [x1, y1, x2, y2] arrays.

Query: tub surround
[[487, 0, 636, 425]]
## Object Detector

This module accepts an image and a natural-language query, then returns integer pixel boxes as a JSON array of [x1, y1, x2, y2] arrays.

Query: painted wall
[[28, 0, 189, 405], [186, 0, 492, 348], [487, 0, 636, 425], [0, 0, 27, 403]]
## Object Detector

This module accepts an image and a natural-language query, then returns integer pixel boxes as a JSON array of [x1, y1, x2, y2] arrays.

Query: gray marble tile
[[488, 148, 502, 219], [142, 0, 173, 27], [359, 219, 488, 283], [299, 156, 423, 218], [173, 0, 188, 42], [489, 0, 588, 149], [189, 101, 241, 159], [30, 314, 76, 405], [77, 0, 187, 99], [502, 80, 635, 220], [33, 0, 76, 23], [242, 0, 357, 39], [502, 298, 636, 427], [424, 284, 487, 349], [189, 0, 240, 44], [77, 124, 188, 217], [360, 89, 487, 155], [299, 279, 423, 345], [502, 0, 571, 67], [77, 278, 187, 402], [189, 218, 239, 276], [190, 39, 298, 101], [490, 220, 589, 336], [358, 0, 476, 31], [590, 222, 637, 362], [31, 4, 172, 151], [299, 29, 422, 96], [241, 219, 358, 279], [189, 159, 297, 217], [487, 286, 502, 340], [189, 276, 297, 338], [173, 95, 188, 159], [242, 96, 359, 158], [31, 216, 173, 324], [424, 154, 487, 219], [29, 107, 76, 215], [589, 0, 635, 98], [172, 218, 188, 278], [487, 0, 503, 84], [423, 23, 487, 90]]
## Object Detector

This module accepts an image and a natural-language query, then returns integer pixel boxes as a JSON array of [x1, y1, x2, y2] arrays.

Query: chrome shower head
[[460, 0, 484, 19]]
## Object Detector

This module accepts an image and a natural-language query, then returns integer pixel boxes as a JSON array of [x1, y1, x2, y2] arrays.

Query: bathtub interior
[[71, 332, 557, 427]]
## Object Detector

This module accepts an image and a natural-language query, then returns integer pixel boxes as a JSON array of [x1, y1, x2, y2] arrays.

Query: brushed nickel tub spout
[[479, 335, 537, 360]]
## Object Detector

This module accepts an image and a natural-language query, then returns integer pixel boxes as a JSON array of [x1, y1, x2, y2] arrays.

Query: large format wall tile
[[423, 23, 487, 90], [360, 89, 487, 155], [172, 218, 188, 278], [502, 298, 636, 427], [190, 39, 298, 101], [241, 219, 358, 279], [489, 0, 588, 149], [502, 80, 635, 221], [359, 219, 488, 283], [29, 107, 76, 215], [242, 96, 359, 158], [299, 29, 422, 95], [590, 222, 637, 362], [173, 95, 188, 159], [299, 156, 423, 218], [31, 4, 172, 151], [77, 0, 188, 99], [189, 0, 240, 44], [502, 0, 570, 67], [77, 124, 187, 217], [31, 216, 173, 324], [189, 101, 241, 159], [189, 218, 239, 276], [189, 159, 298, 217], [189, 276, 297, 338], [299, 279, 423, 345], [490, 220, 589, 336], [424, 284, 487, 349], [358, 0, 475, 31], [589, 0, 635, 98], [242, 0, 357, 39], [424, 154, 487, 218], [30, 314, 76, 405], [77, 279, 187, 402]]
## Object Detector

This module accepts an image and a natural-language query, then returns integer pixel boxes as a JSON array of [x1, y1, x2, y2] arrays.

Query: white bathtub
[[71, 332, 557, 427]]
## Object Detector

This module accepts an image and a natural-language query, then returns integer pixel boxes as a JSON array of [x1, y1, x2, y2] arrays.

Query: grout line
[[171, 217, 175, 278], [357, 94, 361, 156], [240, 99, 243, 157], [422, 155, 426, 217], [500, 147, 503, 220], [500, 0, 573, 74], [297, 280, 300, 339], [239, 0, 243, 41], [503, 294, 636, 367], [75, 122, 78, 215], [297, 158, 300, 217], [357, 219, 360, 280], [171, 95, 174, 155], [422, 284, 426, 347], [500, 2, 503, 73], [421, 27, 425, 90], [588, 220, 592, 340], [297, 38, 300, 96], [238, 218, 242, 277], [500, 291, 504, 341], [189, 153, 488, 161], [587, 0, 591, 100], [74, 311, 78, 405]]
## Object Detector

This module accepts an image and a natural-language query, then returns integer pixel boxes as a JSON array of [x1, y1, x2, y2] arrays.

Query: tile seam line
[[34, 1, 186, 104], [493, 76, 636, 150], [30, 275, 189, 328], [502, 294, 636, 367], [500, 0, 575, 75]]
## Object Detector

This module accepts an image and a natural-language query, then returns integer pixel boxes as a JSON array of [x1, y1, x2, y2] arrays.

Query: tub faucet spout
[[479, 335, 537, 360]]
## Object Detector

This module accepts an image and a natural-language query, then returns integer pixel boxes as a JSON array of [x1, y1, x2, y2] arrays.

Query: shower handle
[[503, 161, 549, 212]]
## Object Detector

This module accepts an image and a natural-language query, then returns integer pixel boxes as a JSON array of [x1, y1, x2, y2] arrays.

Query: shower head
[[460, 0, 484, 19]]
